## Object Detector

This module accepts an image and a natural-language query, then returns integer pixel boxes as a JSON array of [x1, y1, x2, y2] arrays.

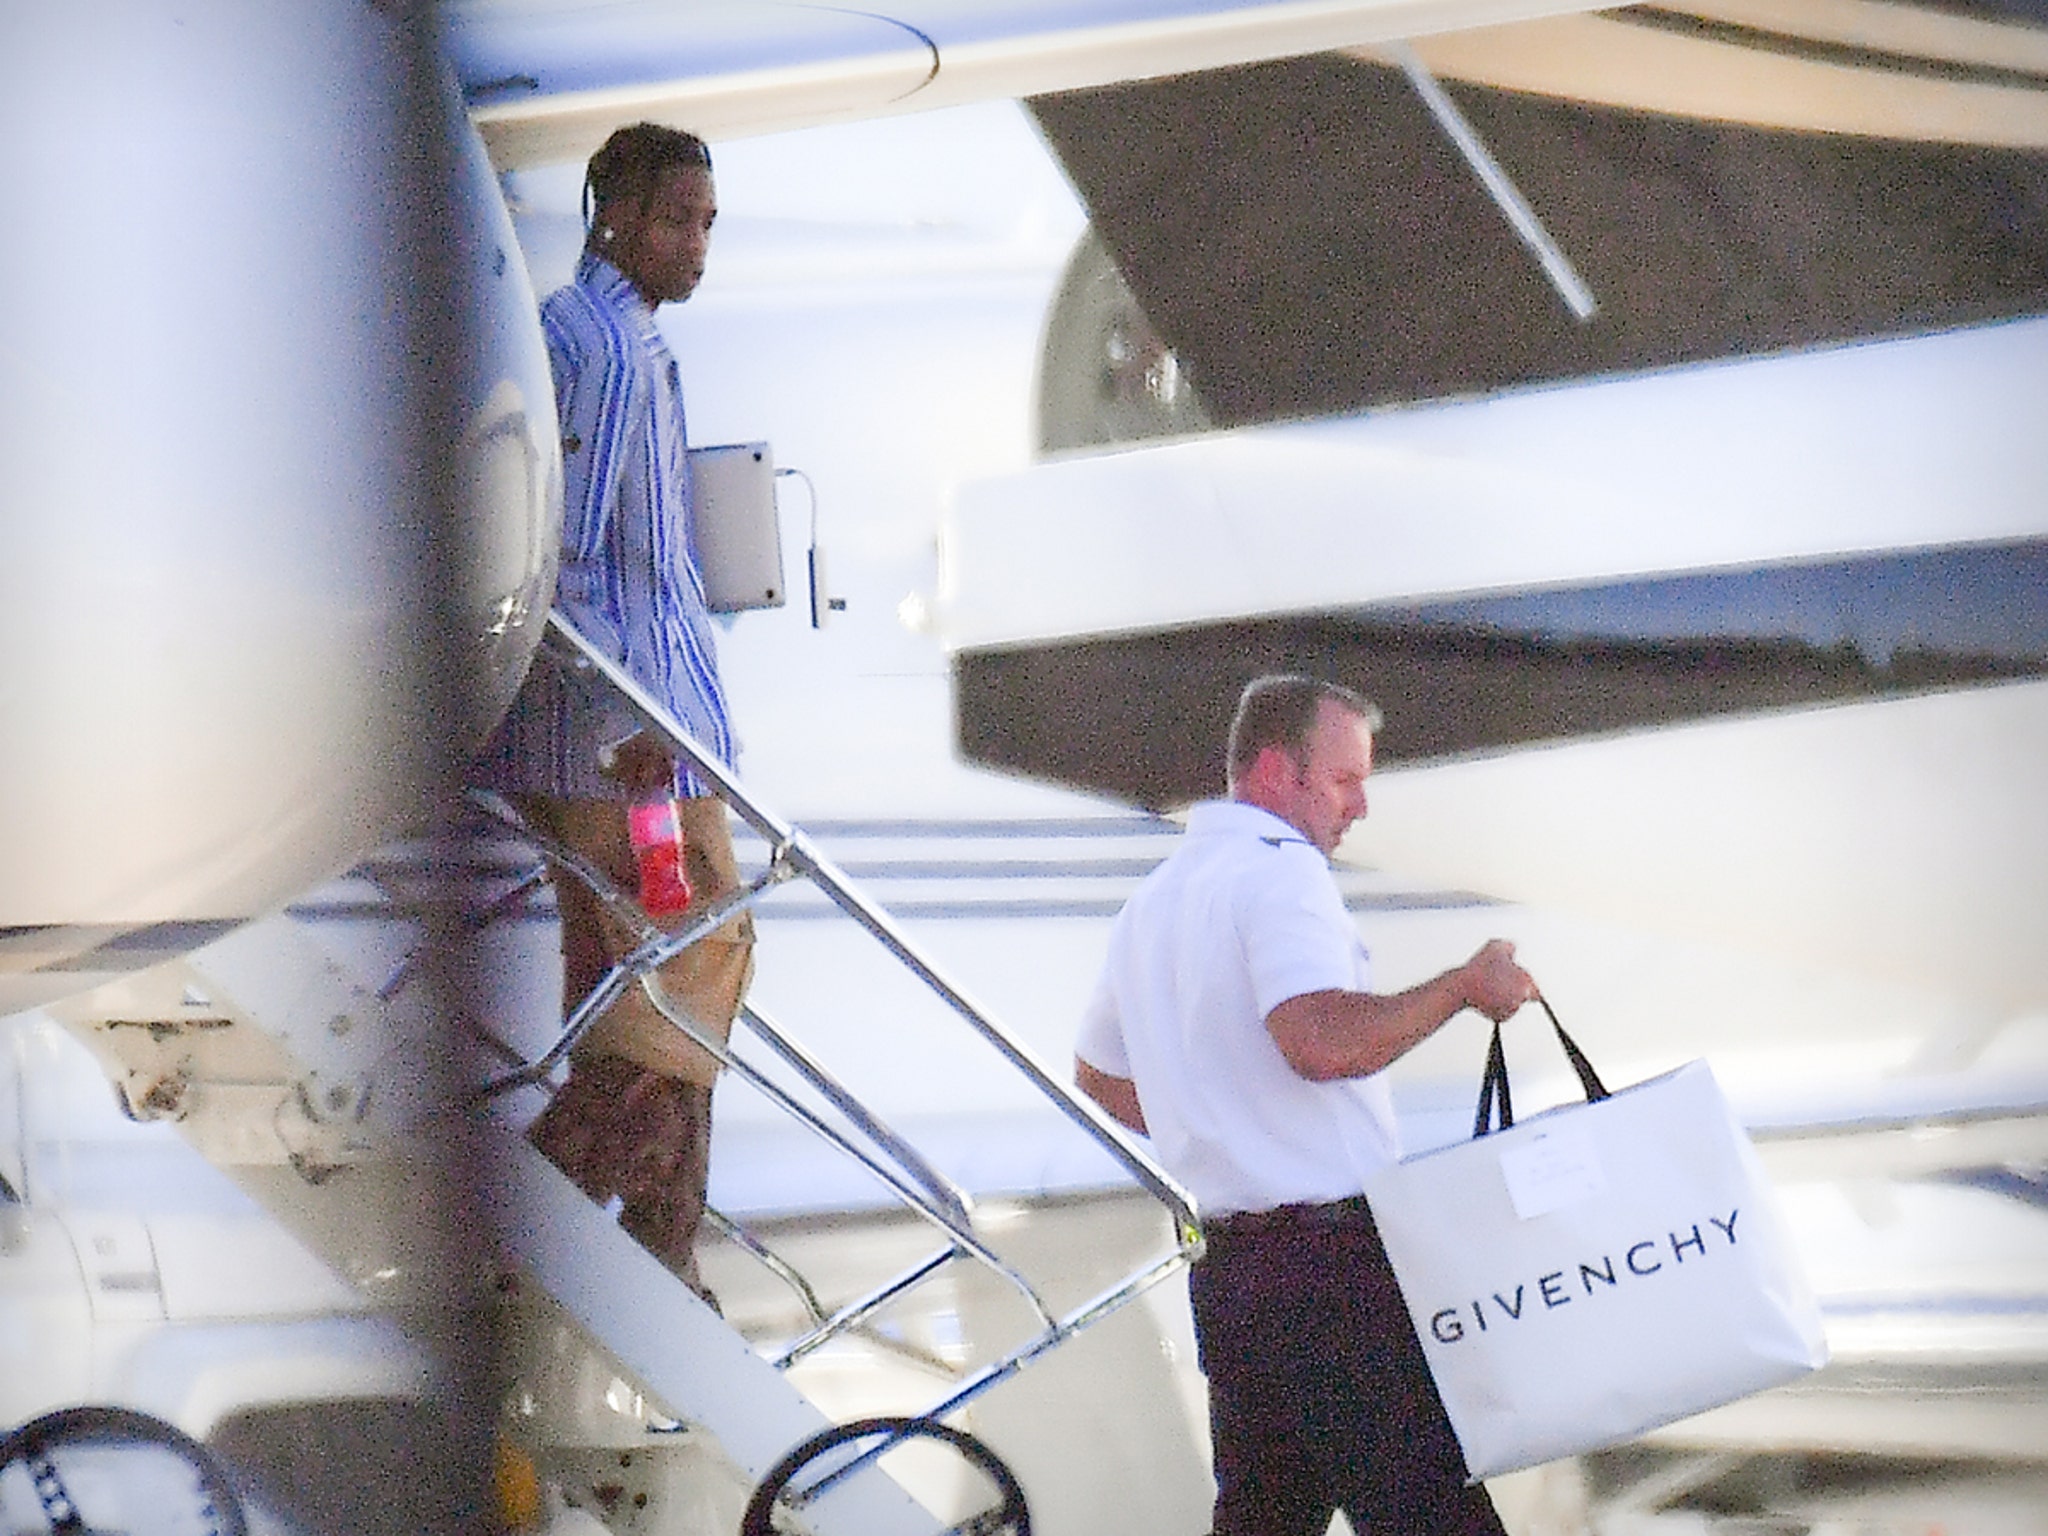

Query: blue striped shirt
[[484, 255, 735, 798]]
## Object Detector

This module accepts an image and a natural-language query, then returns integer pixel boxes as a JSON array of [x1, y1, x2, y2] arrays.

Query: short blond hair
[[1226, 674, 1382, 781]]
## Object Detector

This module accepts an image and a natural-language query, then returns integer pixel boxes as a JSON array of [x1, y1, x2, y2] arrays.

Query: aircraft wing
[[447, 0, 1616, 164], [908, 0, 2048, 1021]]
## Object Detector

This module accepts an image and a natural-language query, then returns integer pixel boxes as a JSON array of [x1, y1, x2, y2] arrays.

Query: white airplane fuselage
[[4, 3, 2048, 1530], [0, 0, 559, 1004]]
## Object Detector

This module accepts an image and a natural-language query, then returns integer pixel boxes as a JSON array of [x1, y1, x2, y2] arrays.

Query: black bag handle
[[1473, 996, 1609, 1139], [1474, 1021, 1512, 1139]]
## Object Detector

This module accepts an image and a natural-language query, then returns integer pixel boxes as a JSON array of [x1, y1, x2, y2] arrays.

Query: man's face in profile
[[1274, 701, 1373, 855], [609, 163, 717, 307]]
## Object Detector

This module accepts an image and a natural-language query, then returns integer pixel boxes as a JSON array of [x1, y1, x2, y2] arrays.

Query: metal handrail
[[636, 980, 1057, 1329], [376, 861, 550, 1002], [500, 610, 1204, 1468], [785, 1246, 1197, 1510], [700, 1209, 828, 1328], [770, 1246, 957, 1372], [538, 611, 1201, 1229], [465, 793, 794, 1097], [470, 785, 1046, 1309], [736, 1002, 976, 1232]]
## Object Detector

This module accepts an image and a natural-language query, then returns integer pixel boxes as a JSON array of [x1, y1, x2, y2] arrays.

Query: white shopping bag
[[1362, 1006, 1827, 1480]]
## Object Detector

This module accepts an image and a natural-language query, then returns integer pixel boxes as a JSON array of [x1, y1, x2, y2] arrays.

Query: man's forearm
[[1265, 972, 1474, 1081], [1265, 939, 1536, 1081], [1075, 1057, 1148, 1134]]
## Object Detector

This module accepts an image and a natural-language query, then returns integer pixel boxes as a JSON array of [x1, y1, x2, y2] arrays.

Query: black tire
[[742, 1415, 1029, 1536], [0, 1405, 248, 1536]]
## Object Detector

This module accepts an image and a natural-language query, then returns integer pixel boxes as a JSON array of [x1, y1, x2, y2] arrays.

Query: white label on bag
[[1499, 1122, 1606, 1219]]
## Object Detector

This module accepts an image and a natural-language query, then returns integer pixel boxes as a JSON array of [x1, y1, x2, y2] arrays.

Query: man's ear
[[1243, 743, 1295, 796], [600, 195, 644, 245]]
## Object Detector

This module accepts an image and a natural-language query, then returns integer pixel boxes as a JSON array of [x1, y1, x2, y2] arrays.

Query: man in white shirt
[[1075, 674, 1536, 1536]]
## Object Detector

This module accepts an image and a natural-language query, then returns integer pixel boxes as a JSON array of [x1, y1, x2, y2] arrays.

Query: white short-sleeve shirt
[[1076, 800, 1400, 1216]]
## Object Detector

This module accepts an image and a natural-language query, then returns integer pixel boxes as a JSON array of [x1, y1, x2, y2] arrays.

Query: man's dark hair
[[1227, 674, 1383, 780], [583, 122, 712, 229]]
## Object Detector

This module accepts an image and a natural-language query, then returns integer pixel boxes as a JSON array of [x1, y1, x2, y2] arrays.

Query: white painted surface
[[940, 314, 2048, 650], [1355, 680, 2048, 1018]]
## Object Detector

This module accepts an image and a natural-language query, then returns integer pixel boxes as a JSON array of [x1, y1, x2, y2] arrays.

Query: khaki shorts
[[514, 794, 755, 1086]]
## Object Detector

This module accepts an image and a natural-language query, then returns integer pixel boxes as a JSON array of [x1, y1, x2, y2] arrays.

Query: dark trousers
[[527, 1053, 717, 1305], [1189, 1197, 1506, 1536], [514, 795, 753, 1311]]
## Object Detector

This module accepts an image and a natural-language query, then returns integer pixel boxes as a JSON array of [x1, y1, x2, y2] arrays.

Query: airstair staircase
[[34, 612, 1202, 1535]]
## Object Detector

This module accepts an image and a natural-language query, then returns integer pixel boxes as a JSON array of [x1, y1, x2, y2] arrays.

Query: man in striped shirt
[[483, 123, 750, 1307]]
